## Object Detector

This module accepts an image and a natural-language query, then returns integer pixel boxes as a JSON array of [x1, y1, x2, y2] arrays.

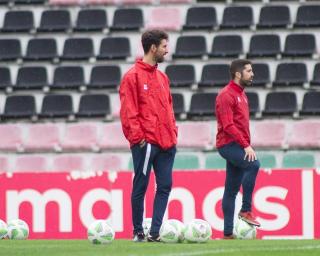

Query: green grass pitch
[[1, 239, 320, 256]]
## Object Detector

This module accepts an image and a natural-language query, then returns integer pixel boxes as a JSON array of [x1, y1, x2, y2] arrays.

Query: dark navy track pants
[[218, 142, 260, 235], [131, 142, 176, 236]]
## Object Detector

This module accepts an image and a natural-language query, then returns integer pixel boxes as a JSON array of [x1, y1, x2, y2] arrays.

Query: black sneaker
[[133, 232, 145, 242], [147, 234, 161, 242]]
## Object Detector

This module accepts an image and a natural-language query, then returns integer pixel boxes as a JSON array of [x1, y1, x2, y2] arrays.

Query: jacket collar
[[228, 80, 244, 93], [135, 59, 158, 72]]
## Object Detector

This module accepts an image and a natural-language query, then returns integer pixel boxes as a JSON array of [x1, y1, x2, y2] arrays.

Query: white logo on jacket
[[144, 84, 148, 90], [237, 96, 241, 103]]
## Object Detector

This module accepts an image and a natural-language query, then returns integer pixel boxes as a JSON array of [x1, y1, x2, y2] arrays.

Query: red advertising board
[[0, 169, 318, 239]]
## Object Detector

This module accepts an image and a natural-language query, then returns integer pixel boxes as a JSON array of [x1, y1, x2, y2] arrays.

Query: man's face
[[239, 64, 254, 87], [153, 39, 168, 63]]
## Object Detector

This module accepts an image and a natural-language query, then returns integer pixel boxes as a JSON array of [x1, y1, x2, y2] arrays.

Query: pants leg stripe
[[142, 143, 151, 176]]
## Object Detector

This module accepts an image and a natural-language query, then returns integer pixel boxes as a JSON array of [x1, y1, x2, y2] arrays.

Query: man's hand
[[244, 146, 257, 162], [139, 139, 146, 148]]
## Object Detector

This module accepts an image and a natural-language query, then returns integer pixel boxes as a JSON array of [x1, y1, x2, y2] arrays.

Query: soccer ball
[[234, 219, 257, 239], [87, 220, 115, 244], [7, 219, 29, 240], [142, 218, 152, 236], [0, 219, 8, 239], [184, 219, 212, 243], [159, 219, 185, 243]]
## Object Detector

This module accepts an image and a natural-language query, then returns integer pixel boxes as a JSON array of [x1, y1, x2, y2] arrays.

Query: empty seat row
[[0, 65, 121, 91], [167, 62, 320, 89]]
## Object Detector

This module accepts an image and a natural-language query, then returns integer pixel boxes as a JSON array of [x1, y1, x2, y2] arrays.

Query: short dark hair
[[141, 30, 169, 54], [230, 59, 252, 79]]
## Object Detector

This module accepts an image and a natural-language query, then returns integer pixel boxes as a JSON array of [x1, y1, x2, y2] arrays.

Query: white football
[[184, 219, 212, 243], [0, 219, 8, 239], [160, 219, 184, 243], [7, 219, 29, 240], [142, 218, 152, 236], [87, 220, 115, 244], [234, 218, 257, 239]]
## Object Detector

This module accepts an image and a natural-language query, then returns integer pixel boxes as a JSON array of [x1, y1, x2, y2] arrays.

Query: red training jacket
[[215, 80, 250, 149], [119, 60, 177, 150]]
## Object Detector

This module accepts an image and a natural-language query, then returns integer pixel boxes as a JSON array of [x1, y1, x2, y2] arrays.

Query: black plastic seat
[[61, 38, 94, 61], [310, 63, 320, 86], [246, 92, 260, 116], [13, 0, 45, 4], [51, 66, 85, 90], [2, 95, 36, 119], [252, 63, 270, 86], [172, 93, 185, 119], [15, 66, 47, 90], [294, 5, 320, 28], [24, 38, 58, 61], [257, 5, 290, 29], [0, 39, 21, 61], [38, 10, 71, 32], [2, 11, 34, 32], [247, 34, 281, 58], [165, 65, 195, 87], [89, 65, 121, 89], [209, 35, 243, 58], [263, 92, 297, 116], [282, 34, 316, 57], [172, 36, 207, 59], [183, 7, 217, 30], [76, 94, 111, 118], [40, 94, 73, 118], [198, 64, 229, 88], [110, 8, 143, 31], [300, 91, 320, 116], [0, 67, 12, 90], [273, 63, 307, 87], [188, 93, 217, 118], [220, 6, 253, 29], [74, 9, 108, 32], [97, 37, 130, 60]]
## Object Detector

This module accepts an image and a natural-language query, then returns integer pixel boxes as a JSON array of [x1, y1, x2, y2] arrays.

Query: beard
[[154, 54, 165, 63], [240, 78, 253, 87]]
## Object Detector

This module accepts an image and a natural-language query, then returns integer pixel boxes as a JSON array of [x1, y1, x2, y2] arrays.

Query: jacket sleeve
[[166, 75, 178, 137], [119, 74, 145, 145], [216, 93, 250, 148]]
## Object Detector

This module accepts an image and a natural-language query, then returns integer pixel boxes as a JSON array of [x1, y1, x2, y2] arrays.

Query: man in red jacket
[[215, 59, 261, 239], [119, 30, 177, 242]]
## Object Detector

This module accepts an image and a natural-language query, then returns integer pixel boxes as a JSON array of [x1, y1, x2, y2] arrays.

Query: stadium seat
[[172, 93, 185, 119], [52, 155, 85, 171], [257, 5, 290, 29], [60, 123, 99, 152], [76, 94, 111, 119], [0, 39, 21, 61], [2, 95, 36, 120], [209, 35, 243, 58], [51, 66, 85, 90], [188, 93, 217, 119], [198, 64, 229, 88], [110, 8, 143, 31], [1, 10, 34, 33], [247, 34, 281, 58], [0, 156, 8, 171], [273, 63, 307, 87], [205, 153, 225, 169], [246, 92, 260, 116], [49, 0, 80, 5], [165, 64, 195, 88], [74, 9, 108, 32], [300, 92, 320, 116], [97, 37, 130, 60], [0, 124, 23, 152], [183, 6, 217, 30], [310, 63, 320, 87], [147, 7, 181, 31], [256, 152, 277, 169], [173, 36, 207, 59], [61, 38, 94, 61], [287, 121, 320, 149], [251, 121, 286, 149], [252, 63, 270, 87], [89, 65, 121, 89], [173, 153, 200, 170], [177, 122, 214, 150], [40, 94, 73, 118], [90, 154, 122, 171], [294, 5, 320, 28], [0, 67, 12, 90], [38, 10, 71, 32], [13, 0, 45, 4], [282, 34, 316, 57], [282, 151, 315, 168], [24, 38, 58, 61], [263, 92, 297, 117], [24, 124, 61, 152], [99, 123, 128, 149], [121, 0, 152, 4], [15, 66, 48, 90], [220, 6, 253, 29], [15, 155, 48, 172]]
